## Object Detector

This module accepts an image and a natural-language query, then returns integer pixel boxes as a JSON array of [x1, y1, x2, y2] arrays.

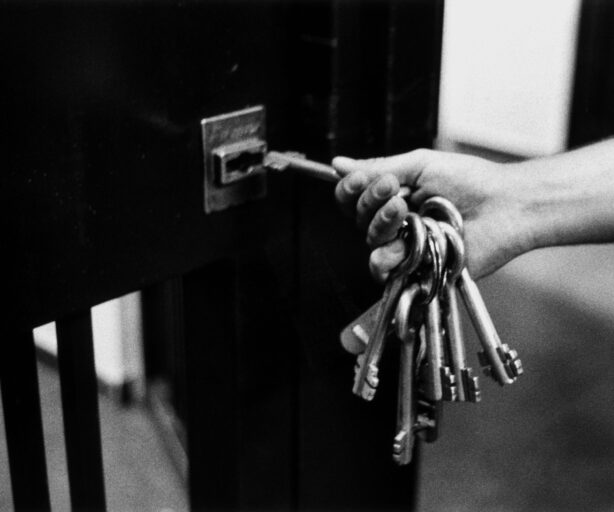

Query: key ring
[[394, 283, 423, 342], [439, 222, 466, 283], [419, 196, 464, 236], [418, 233, 442, 304], [421, 216, 448, 282], [395, 212, 427, 277]]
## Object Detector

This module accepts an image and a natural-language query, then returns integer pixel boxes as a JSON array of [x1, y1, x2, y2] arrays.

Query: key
[[423, 293, 445, 401], [340, 300, 380, 354], [421, 218, 457, 402], [440, 226, 523, 384], [413, 330, 440, 442], [264, 150, 411, 197], [442, 283, 482, 401], [417, 232, 454, 402], [414, 398, 441, 444], [353, 213, 427, 400], [439, 221, 481, 402], [457, 268, 517, 384], [392, 283, 422, 465], [264, 151, 341, 182], [423, 199, 524, 385]]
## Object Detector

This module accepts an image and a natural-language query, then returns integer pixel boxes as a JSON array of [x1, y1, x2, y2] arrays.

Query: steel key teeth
[[353, 354, 365, 391], [461, 368, 482, 403], [413, 399, 440, 443], [498, 344, 524, 379], [363, 364, 380, 401], [353, 355, 378, 401], [440, 367, 458, 401], [392, 430, 412, 465]]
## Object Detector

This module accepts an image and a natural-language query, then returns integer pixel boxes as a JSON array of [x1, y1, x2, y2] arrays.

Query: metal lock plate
[[201, 105, 267, 213]]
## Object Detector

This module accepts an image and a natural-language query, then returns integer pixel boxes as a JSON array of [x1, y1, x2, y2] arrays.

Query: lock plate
[[201, 105, 267, 213]]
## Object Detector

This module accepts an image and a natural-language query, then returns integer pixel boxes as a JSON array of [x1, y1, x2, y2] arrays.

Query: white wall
[[438, 0, 581, 157], [437, 1, 614, 332], [34, 292, 145, 392]]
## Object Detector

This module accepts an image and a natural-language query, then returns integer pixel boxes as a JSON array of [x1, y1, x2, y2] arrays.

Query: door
[[3, 1, 443, 510]]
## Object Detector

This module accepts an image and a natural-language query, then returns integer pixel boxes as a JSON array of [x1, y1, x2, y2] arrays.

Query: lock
[[201, 105, 360, 213], [213, 138, 267, 186], [201, 105, 267, 213]]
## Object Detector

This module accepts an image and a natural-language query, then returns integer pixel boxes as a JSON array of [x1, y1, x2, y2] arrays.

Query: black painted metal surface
[[3, 1, 443, 510], [56, 310, 107, 511], [569, 0, 614, 147], [0, 330, 51, 511], [3, 1, 299, 330]]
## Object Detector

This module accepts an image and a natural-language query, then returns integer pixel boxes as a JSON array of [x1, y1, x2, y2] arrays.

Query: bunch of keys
[[263, 151, 524, 465], [340, 197, 524, 465]]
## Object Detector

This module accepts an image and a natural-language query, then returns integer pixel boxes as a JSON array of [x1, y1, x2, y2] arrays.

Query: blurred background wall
[[420, 2, 614, 510]]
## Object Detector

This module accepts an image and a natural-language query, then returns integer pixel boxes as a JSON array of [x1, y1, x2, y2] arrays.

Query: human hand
[[333, 149, 532, 281]]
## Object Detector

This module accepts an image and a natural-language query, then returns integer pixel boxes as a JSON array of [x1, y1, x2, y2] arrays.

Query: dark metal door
[[2, 1, 443, 510]]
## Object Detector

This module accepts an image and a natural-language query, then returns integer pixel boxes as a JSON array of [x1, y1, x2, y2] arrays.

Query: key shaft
[[424, 295, 445, 401], [353, 274, 406, 400], [457, 268, 515, 385], [392, 284, 421, 465], [265, 151, 411, 197], [441, 282, 481, 401]]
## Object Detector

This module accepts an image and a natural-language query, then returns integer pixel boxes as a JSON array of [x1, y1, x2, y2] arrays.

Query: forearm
[[511, 139, 614, 251]]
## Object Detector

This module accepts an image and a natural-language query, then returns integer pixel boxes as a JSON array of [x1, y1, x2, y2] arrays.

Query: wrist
[[502, 161, 551, 254], [504, 154, 614, 251]]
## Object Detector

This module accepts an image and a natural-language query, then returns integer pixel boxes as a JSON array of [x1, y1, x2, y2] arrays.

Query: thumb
[[332, 150, 430, 184]]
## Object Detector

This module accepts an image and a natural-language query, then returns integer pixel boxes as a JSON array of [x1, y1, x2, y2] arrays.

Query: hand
[[333, 149, 532, 281]]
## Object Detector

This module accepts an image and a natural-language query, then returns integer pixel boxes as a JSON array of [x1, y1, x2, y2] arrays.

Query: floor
[[418, 245, 614, 512], [0, 364, 188, 512], [2, 245, 614, 511]]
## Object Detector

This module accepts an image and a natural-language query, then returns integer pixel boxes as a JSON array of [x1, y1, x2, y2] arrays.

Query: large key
[[423, 292, 447, 401], [414, 397, 441, 444], [416, 231, 455, 402], [392, 283, 422, 465], [353, 213, 427, 400], [421, 218, 457, 402], [340, 300, 380, 355], [442, 227, 523, 384], [439, 221, 481, 402], [422, 198, 523, 385]]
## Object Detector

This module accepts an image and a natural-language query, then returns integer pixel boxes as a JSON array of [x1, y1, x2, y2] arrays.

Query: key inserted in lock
[[201, 104, 406, 213]]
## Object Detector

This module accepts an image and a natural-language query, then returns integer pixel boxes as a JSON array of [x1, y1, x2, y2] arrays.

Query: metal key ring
[[395, 212, 427, 277], [421, 217, 448, 300], [419, 196, 464, 236], [394, 282, 422, 342], [419, 233, 442, 304], [421, 217, 448, 273], [438, 222, 466, 283]]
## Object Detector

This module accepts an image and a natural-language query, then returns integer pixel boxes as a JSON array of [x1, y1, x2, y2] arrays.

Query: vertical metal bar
[[0, 329, 51, 511], [56, 310, 106, 511], [183, 260, 239, 511]]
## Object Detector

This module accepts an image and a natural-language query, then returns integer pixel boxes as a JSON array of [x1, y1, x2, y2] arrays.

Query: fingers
[[334, 149, 431, 223], [332, 149, 431, 184], [334, 170, 369, 218], [369, 239, 407, 283], [366, 195, 408, 248], [356, 174, 400, 229], [333, 150, 434, 283]]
